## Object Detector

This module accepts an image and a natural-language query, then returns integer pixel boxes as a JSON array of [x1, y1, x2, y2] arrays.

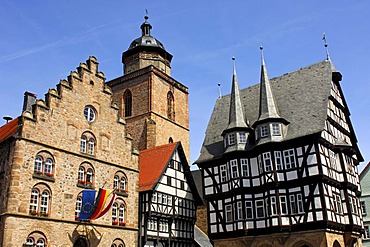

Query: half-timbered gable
[[139, 142, 201, 247], [195, 57, 363, 247]]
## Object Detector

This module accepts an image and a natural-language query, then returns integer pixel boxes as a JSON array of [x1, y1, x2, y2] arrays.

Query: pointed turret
[[222, 57, 252, 152], [253, 47, 289, 142]]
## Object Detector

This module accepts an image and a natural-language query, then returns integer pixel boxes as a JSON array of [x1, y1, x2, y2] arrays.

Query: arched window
[[33, 152, 55, 178], [112, 200, 126, 226], [169, 137, 173, 143], [36, 238, 45, 247], [80, 136, 87, 153], [113, 172, 128, 193], [77, 163, 95, 188], [80, 132, 96, 155], [74, 236, 88, 247], [75, 196, 82, 220], [87, 138, 95, 155], [40, 191, 49, 216], [25, 232, 47, 247], [29, 184, 51, 217], [111, 239, 125, 247], [34, 156, 43, 173], [78, 167, 85, 182], [124, 90, 132, 117], [167, 91, 175, 121]]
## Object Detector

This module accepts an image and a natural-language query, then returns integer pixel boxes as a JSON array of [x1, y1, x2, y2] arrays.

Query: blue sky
[[1, 1, 369, 170]]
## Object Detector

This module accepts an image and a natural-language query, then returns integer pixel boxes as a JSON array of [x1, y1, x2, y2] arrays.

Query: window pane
[[40, 191, 49, 214], [80, 136, 87, 153], [44, 158, 53, 174], [34, 156, 43, 172], [30, 189, 39, 212], [87, 138, 95, 155]]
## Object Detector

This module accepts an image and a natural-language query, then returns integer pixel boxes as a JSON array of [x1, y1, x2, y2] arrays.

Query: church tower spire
[[253, 47, 289, 143], [222, 57, 252, 152]]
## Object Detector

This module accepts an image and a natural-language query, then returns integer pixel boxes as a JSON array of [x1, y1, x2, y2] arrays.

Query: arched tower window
[[169, 137, 173, 143], [124, 90, 132, 117], [167, 91, 175, 121]]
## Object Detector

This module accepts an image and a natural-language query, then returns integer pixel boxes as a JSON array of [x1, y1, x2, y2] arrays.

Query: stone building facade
[[0, 56, 140, 246]]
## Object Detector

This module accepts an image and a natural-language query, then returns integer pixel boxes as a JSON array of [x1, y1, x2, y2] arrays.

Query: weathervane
[[322, 33, 331, 61]]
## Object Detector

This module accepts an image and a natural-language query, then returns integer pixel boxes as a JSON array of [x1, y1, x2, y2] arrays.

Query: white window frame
[[261, 125, 269, 138], [239, 132, 247, 143], [274, 151, 283, 170], [270, 196, 277, 216], [119, 204, 125, 223], [80, 136, 87, 153], [230, 159, 239, 178], [220, 164, 227, 182], [30, 189, 39, 212], [44, 158, 53, 174], [256, 199, 265, 218], [263, 152, 272, 172], [84, 106, 96, 122], [40, 191, 49, 214], [284, 149, 296, 169], [272, 123, 281, 136], [34, 156, 43, 173], [87, 138, 95, 155], [225, 204, 233, 222], [228, 133, 236, 145], [75, 196, 82, 218], [236, 201, 243, 220], [152, 192, 157, 203], [245, 201, 253, 219], [280, 195, 287, 214], [241, 159, 249, 177]]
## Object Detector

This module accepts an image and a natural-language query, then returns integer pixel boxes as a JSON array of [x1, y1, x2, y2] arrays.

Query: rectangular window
[[225, 204, 233, 222], [349, 197, 354, 213], [168, 195, 172, 206], [297, 194, 304, 213], [152, 192, 157, 203], [272, 123, 281, 136], [180, 181, 185, 190], [280, 196, 287, 214], [261, 125, 269, 138], [163, 194, 167, 205], [274, 151, 283, 170], [364, 226, 370, 239], [239, 132, 247, 143], [361, 201, 367, 215], [230, 159, 239, 178], [284, 149, 296, 169], [258, 155, 263, 174], [228, 133, 236, 145], [167, 176, 172, 186], [290, 194, 297, 214], [241, 159, 249, 177], [256, 200, 265, 218], [329, 150, 338, 170], [245, 201, 253, 219], [236, 201, 243, 220], [270, 196, 277, 215], [263, 152, 272, 172], [353, 197, 358, 214], [158, 194, 162, 204], [220, 164, 227, 182]]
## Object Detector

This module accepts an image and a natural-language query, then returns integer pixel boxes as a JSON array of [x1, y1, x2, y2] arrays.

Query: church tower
[[107, 15, 190, 159]]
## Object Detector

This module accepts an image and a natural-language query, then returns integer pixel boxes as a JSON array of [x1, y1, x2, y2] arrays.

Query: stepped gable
[[197, 60, 333, 163]]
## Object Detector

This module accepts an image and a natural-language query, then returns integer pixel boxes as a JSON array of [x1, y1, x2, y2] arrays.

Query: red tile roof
[[139, 142, 178, 191], [0, 118, 19, 143]]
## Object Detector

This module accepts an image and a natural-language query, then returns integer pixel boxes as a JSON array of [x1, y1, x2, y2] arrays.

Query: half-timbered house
[[195, 50, 363, 247], [139, 142, 202, 247], [360, 162, 370, 246]]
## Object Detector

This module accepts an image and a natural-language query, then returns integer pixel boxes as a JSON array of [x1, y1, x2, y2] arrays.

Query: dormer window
[[272, 123, 281, 136], [261, 125, 269, 138], [239, 132, 247, 143], [228, 133, 236, 145]]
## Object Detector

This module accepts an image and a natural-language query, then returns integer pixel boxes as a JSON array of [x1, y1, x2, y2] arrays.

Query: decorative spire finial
[[232, 56, 236, 75], [322, 33, 331, 60], [260, 46, 266, 66], [218, 82, 222, 99]]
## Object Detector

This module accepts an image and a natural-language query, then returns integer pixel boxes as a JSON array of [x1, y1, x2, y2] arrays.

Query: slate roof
[[0, 118, 19, 143], [139, 142, 178, 191], [196, 60, 336, 163], [194, 225, 213, 247]]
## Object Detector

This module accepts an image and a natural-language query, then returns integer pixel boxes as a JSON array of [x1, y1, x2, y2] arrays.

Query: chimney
[[22, 91, 37, 113]]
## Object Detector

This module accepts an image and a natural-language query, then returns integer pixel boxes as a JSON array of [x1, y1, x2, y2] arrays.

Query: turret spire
[[226, 57, 248, 130], [256, 47, 282, 122], [141, 14, 152, 36]]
